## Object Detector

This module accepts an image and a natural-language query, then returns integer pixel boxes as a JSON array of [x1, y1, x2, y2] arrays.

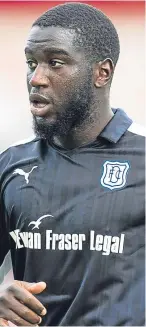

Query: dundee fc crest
[[101, 161, 129, 190]]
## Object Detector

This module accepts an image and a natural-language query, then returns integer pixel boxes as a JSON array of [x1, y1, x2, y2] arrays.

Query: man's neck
[[53, 107, 114, 150]]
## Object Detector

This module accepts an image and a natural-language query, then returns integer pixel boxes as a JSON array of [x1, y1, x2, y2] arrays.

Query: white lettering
[[9, 228, 125, 255], [119, 234, 125, 253], [46, 231, 86, 250], [72, 234, 79, 250], [102, 235, 112, 255], [52, 233, 59, 250], [19, 232, 29, 248], [28, 232, 34, 248], [78, 234, 86, 250], [9, 229, 23, 249], [95, 234, 103, 251], [111, 236, 120, 253], [90, 230, 96, 250], [64, 234, 72, 250], [46, 230, 53, 249], [34, 233, 41, 249], [58, 234, 65, 250]]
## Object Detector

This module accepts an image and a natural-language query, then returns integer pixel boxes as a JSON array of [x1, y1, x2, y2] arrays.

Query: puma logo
[[13, 166, 38, 184]]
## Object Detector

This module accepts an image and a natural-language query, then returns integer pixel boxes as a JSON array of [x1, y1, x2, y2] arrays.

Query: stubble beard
[[32, 73, 93, 142]]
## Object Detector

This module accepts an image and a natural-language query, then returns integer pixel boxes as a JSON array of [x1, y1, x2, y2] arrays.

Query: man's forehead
[[27, 25, 75, 45], [25, 25, 85, 60]]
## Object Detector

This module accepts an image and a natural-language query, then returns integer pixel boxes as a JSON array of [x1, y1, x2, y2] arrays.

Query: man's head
[[25, 3, 120, 142]]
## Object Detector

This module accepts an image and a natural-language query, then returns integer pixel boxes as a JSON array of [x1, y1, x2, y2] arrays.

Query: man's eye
[[26, 60, 37, 69], [49, 60, 64, 68]]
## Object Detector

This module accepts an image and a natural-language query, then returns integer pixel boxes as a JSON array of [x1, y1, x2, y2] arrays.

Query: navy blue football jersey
[[0, 109, 145, 326]]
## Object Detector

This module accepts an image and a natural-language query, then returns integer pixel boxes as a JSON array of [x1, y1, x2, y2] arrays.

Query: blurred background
[[0, 0, 145, 152]]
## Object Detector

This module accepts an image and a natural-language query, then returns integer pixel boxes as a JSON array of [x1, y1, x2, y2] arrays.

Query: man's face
[[25, 26, 93, 141]]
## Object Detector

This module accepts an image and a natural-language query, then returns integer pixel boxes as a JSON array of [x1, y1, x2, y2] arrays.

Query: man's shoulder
[[0, 135, 37, 156], [0, 136, 39, 175], [121, 122, 145, 158], [127, 122, 146, 138], [0, 135, 37, 155]]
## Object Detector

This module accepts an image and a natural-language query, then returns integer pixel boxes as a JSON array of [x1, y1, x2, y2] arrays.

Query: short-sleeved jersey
[[0, 109, 145, 326]]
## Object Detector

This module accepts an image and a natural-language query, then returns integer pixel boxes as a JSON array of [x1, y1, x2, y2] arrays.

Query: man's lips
[[29, 93, 50, 104], [29, 93, 52, 117]]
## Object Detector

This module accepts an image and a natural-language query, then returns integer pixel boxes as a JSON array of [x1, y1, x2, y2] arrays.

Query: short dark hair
[[32, 2, 120, 66]]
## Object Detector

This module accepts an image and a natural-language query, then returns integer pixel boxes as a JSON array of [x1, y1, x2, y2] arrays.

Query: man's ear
[[93, 58, 114, 88]]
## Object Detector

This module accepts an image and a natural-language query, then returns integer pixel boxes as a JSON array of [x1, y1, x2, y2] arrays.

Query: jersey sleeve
[[0, 148, 11, 266]]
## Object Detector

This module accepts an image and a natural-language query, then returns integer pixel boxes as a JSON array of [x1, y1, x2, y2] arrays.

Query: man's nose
[[29, 65, 49, 87]]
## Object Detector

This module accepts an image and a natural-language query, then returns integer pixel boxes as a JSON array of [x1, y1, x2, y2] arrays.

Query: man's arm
[[0, 149, 47, 326], [0, 202, 10, 267], [0, 147, 11, 267]]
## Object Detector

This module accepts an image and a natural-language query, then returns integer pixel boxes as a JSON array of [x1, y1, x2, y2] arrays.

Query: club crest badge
[[101, 161, 129, 190]]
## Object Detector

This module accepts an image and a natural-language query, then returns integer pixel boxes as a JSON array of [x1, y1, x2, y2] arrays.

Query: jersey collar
[[100, 108, 133, 143]]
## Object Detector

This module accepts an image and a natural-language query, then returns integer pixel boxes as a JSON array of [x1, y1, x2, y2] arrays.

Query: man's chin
[[32, 116, 56, 141]]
